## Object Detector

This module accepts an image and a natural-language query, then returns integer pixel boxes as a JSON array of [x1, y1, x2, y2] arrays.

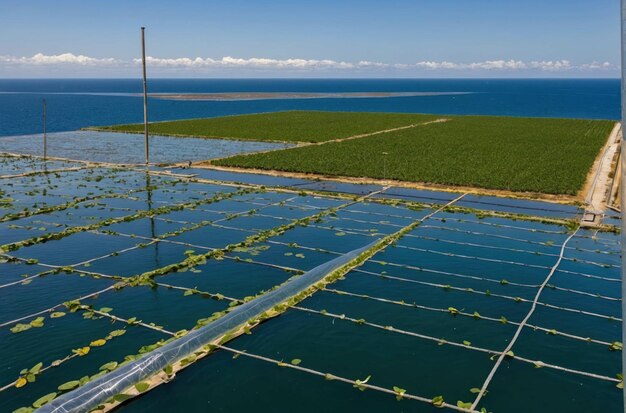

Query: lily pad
[[10, 323, 32, 333], [108, 329, 126, 337], [32, 392, 57, 408], [432, 395, 445, 407], [100, 361, 118, 372], [72, 346, 90, 356], [135, 382, 150, 393], [393, 386, 406, 400], [90, 339, 107, 347], [29, 362, 43, 375], [58, 380, 80, 391]]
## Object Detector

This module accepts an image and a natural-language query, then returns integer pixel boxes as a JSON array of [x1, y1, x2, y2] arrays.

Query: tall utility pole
[[141, 27, 149, 164], [619, 0, 626, 407], [43, 98, 47, 159]]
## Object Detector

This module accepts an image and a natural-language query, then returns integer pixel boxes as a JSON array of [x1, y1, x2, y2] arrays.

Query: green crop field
[[94, 111, 439, 143], [214, 115, 614, 195]]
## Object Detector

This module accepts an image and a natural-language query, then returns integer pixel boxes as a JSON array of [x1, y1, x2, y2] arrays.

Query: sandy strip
[[580, 122, 621, 219]]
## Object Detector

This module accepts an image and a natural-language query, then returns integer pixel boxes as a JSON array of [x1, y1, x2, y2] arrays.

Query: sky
[[0, 0, 621, 78]]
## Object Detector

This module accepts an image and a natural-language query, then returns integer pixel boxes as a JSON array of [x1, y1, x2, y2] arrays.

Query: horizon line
[[0, 77, 620, 80]]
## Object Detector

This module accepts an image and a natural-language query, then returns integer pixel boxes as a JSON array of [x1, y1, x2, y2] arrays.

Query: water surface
[[0, 79, 619, 137], [0, 131, 292, 164]]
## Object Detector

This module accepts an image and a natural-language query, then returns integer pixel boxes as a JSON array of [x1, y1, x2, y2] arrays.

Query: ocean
[[0, 78, 620, 137]]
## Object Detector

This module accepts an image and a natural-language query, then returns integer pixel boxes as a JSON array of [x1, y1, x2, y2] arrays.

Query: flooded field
[[0, 153, 621, 413], [0, 131, 292, 164]]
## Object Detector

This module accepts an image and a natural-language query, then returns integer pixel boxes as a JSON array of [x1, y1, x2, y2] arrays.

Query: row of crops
[[214, 115, 615, 195], [95, 111, 441, 143], [79, 110, 618, 195], [0, 153, 621, 412]]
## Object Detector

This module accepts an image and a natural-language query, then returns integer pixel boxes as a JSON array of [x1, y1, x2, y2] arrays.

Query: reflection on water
[[0, 130, 293, 164]]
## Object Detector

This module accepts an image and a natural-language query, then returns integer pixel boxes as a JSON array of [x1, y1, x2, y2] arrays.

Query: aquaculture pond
[[0, 131, 293, 164], [0, 154, 621, 413]]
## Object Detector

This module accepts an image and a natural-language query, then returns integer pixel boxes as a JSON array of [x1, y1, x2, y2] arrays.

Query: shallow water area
[[0, 130, 293, 164], [0, 153, 621, 413]]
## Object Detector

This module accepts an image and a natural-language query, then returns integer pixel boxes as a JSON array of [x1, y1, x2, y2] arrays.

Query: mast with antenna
[[43, 98, 47, 159], [618, 0, 626, 406], [141, 27, 149, 164]]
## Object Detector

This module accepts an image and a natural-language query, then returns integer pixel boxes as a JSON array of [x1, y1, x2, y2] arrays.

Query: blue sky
[[0, 0, 620, 77]]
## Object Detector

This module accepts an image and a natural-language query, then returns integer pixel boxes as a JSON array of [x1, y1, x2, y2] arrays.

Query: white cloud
[[134, 56, 618, 73], [414, 61, 459, 69], [414, 60, 527, 70], [137, 56, 356, 69], [412, 59, 577, 71], [357, 60, 391, 68], [580, 61, 615, 70], [0, 52, 118, 66], [471, 60, 528, 70], [529, 60, 571, 71], [0, 53, 619, 74]]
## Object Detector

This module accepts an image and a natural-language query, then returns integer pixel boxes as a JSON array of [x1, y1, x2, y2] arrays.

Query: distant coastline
[[148, 91, 473, 101], [0, 90, 473, 101]]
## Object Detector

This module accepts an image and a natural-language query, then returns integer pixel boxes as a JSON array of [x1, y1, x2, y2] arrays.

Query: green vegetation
[[97, 111, 614, 194], [93, 111, 438, 143], [214, 115, 614, 195]]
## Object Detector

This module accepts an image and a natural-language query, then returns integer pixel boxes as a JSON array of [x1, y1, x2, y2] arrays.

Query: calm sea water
[[0, 78, 620, 137]]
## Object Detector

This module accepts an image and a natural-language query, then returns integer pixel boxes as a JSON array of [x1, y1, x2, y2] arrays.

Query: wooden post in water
[[43, 98, 47, 159], [619, 0, 626, 407], [141, 27, 149, 164]]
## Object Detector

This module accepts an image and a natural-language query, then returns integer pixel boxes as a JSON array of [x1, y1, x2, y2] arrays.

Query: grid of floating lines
[[0, 153, 621, 413]]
